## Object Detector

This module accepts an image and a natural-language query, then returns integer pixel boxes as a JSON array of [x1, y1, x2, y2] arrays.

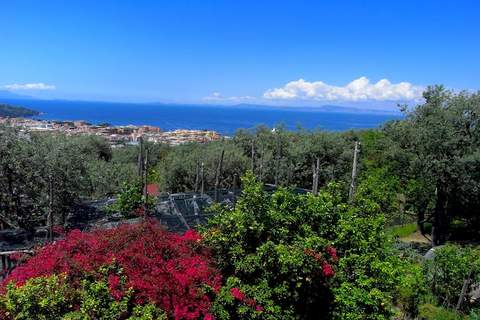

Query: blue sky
[[1, 0, 479, 108]]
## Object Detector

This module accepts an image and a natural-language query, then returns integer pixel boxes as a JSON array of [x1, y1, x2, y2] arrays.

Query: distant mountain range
[[0, 92, 401, 115], [229, 103, 401, 115], [0, 90, 33, 100]]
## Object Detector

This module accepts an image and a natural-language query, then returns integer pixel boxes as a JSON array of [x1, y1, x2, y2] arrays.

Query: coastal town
[[0, 117, 222, 146]]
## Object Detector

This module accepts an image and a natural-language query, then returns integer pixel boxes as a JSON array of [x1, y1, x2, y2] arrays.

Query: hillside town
[[0, 117, 222, 145]]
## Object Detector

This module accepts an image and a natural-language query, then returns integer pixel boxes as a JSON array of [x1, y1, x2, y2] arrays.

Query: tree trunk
[[432, 186, 447, 246]]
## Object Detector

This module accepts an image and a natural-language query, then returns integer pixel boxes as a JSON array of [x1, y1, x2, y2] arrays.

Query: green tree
[[203, 172, 402, 319], [386, 86, 480, 244]]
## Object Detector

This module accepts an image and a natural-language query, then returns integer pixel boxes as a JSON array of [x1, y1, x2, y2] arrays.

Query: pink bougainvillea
[[322, 261, 335, 278], [230, 287, 263, 312], [230, 287, 246, 301], [326, 245, 338, 262], [3, 220, 221, 320], [304, 246, 337, 278]]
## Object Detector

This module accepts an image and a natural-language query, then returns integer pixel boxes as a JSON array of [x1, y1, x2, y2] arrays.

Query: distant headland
[[0, 103, 40, 118]]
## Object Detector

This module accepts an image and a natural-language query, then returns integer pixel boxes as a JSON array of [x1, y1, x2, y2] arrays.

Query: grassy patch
[[388, 223, 417, 238]]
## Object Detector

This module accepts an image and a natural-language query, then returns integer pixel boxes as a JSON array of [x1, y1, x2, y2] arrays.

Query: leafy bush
[[2, 221, 220, 319], [1, 273, 168, 320], [203, 171, 402, 319], [107, 182, 155, 217], [331, 196, 403, 320], [203, 172, 339, 319], [395, 260, 428, 318], [1, 274, 73, 319], [424, 245, 480, 312], [418, 303, 464, 320]]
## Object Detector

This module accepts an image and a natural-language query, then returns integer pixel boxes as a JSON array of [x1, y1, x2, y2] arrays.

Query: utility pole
[[274, 130, 281, 186], [232, 173, 238, 205], [312, 157, 320, 195], [214, 149, 225, 202], [348, 141, 360, 203], [47, 175, 53, 241], [200, 162, 205, 196], [251, 138, 255, 173], [137, 137, 144, 177], [259, 144, 265, 182], [194, 160, 200, 193], [143, 148, 149, 216]]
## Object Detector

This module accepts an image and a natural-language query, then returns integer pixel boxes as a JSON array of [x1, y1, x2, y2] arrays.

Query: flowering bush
[[203, 172, 339, 319], [203, 172, 405, 319], [2, 220, 221, 319]]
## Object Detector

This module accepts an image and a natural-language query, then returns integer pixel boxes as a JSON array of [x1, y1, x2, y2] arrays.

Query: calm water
[[3, 99, 402, 135]]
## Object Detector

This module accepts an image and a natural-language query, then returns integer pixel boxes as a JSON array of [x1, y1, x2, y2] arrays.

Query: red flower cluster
[[230, 287, 263, 312], [322, 261, 335, 278], [304, 245, 338, 278], [3, 220, 221, 320], [230, 287, 245, 301], [325, 245, 338, 262]]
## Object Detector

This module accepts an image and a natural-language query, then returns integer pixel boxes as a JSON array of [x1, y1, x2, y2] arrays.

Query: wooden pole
[[348, 141, 360, 203], [312, 157, 320, 195], [194, 160, 200, 192], [48, 175, 53, 241], [143, 148, 149, 216], [251, 138, 255, 173], [214, 149, 225, 202], [274, 132, 280, 186], [137, 137, 144, 177], [259, 143, 265, 182], [456, 269, 473, 311], [232, 173, 237, 208], [200, 162, 205, 196]]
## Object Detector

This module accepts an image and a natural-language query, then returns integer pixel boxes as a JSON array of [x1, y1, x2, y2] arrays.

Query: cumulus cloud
[[203, 92, 255, 102], [263, 77, 423, 101], [4, 82, 56, 90]]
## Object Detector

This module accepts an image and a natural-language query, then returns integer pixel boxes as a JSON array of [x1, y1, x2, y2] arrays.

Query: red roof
[[146, 184, 160, 196]]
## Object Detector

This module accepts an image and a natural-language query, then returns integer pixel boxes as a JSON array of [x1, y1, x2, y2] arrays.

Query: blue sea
[[3, 99, 403, 135]]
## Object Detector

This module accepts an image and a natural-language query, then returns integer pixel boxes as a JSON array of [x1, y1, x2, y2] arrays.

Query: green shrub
[[424, 245, 480, 312], [129, 304, 167, 320], [204, 171, 404, 320], [1, 271, 168, 320], [203, 172, 340, 319], [1, 274, 74, 320], [107, 181, 155, 217], [395, 261, 428, 318], [418, 303, 464, 320]]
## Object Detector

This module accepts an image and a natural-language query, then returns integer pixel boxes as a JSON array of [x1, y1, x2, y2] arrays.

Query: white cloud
[[4, 82, 56, 90], [203, 92, 255, 102], [263, 77, 423, 101]]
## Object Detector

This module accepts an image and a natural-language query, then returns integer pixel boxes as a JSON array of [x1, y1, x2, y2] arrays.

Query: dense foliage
[[1, 221, 221, 319], [381, 86, 480, 243], [202, 172, 404, 319], [1, 86, 480, 319]]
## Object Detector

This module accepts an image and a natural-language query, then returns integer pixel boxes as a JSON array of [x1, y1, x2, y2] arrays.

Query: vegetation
[[0, 86, 479, 319], [2, 221, 219, 319], [0, 104, 39, 118]]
